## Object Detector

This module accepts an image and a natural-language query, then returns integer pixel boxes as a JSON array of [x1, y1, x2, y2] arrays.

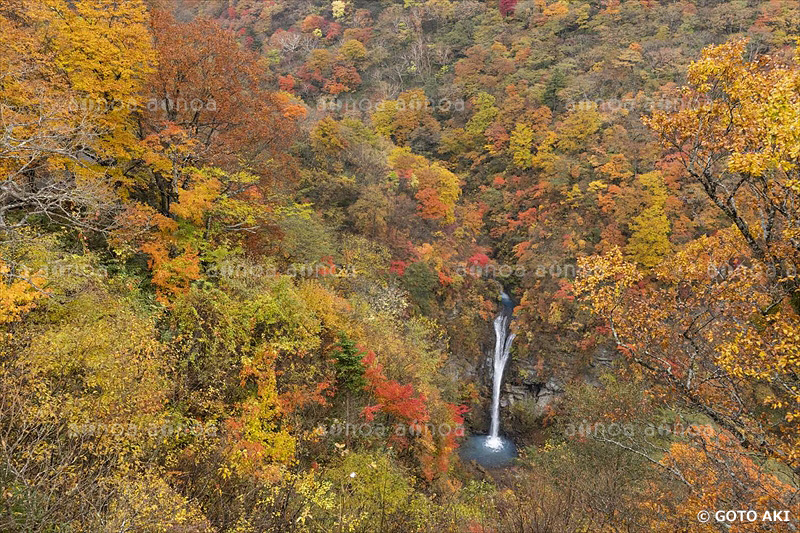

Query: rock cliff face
[[501, 378, 563, 414], [464, 334, 619, 443]]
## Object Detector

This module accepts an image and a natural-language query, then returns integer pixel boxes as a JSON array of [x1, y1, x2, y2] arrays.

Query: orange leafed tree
[[143, 10, 306, 205]]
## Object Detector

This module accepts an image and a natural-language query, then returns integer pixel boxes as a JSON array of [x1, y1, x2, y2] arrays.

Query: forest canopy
[[1, 0, 799, 531]]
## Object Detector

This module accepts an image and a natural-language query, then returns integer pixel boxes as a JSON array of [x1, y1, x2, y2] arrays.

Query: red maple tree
[[499, 0, 518, 16]]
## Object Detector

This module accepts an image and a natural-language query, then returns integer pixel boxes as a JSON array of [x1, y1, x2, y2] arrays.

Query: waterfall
[[458, 291, 520, 465], [487, 292, 515, 449]]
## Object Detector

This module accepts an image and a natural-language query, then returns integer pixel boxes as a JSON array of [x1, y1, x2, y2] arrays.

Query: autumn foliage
[[3, 0, 800, 531]]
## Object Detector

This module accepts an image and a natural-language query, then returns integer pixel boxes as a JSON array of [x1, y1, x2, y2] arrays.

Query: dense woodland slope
[[1, 0, 800, 531]]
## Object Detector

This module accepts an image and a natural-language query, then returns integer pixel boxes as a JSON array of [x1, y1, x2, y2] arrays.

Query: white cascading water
[[486, 294, 515, 449]]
